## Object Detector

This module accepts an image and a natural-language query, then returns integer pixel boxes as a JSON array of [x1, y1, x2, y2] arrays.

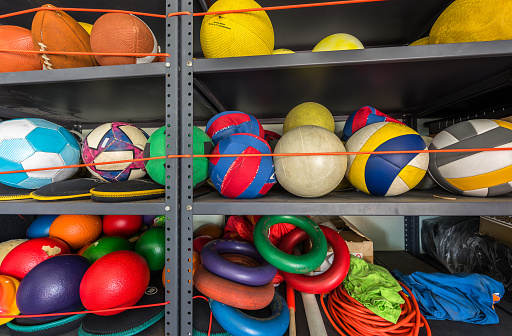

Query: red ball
[[103, 215, 143, 238], [79, 250, 150, 315], [0, 237, 70, 280], [90, 13, 159, 66], [0, 25, 42, 73]]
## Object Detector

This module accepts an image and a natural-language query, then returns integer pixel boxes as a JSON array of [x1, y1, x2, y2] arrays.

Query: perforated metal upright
[[165, 0, 194, 335]]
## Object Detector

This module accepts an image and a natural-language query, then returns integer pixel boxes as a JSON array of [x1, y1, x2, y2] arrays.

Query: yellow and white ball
[[429, 119, 512, 197], [345, 122, 428, 196]]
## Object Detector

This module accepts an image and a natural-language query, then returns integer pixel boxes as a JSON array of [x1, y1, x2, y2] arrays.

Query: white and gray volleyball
[[273, 125, 347, 198], [428, 119, 512, 197]]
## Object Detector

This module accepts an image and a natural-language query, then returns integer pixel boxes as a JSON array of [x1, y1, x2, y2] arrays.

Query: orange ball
[[0, 275, 20, 325], [0, 26, 41, 73], [49, 215, 102, 250]]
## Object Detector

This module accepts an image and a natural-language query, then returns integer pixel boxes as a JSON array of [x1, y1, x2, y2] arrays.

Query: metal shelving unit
[[0, 0, 511, 335], [0, 0, 184, 335]]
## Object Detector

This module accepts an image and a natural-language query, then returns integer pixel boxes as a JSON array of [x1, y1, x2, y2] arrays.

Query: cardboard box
[[480, 216, 512, 249], [310, 216, 374, 274]]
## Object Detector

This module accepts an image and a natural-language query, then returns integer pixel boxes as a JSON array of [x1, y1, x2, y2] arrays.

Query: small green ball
[[143, 126, 213, 188], [135, 227, 165, 270]]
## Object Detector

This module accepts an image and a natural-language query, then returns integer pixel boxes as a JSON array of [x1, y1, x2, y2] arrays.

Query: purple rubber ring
[[201, 239, 277, 286]]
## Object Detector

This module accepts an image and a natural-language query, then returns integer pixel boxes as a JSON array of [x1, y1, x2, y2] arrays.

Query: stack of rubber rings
[[193, 215, 352, 336], [254, 215, 351, 294], [194, 238, 289, 336]]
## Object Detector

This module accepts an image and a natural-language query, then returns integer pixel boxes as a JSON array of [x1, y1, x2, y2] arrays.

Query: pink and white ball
[[82, 122, 149, 182]]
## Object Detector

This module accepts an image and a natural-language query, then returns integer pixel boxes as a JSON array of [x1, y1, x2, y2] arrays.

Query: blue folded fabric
[[392, 270, 504, 325]]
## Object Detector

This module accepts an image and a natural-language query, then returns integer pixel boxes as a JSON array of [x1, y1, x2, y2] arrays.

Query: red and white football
[[0, 25, 42, 73], [31, 4, 98, 69], [90, 13, 159, 66]]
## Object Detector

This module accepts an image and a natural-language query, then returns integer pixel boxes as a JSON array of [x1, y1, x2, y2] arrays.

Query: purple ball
[[16, 254, 90, 319], [142, 215, 156, 226]]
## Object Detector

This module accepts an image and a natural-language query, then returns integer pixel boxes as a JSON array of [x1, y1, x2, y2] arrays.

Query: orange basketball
[[0, 26, 41, 73], [90, 13, 159, 66], [49, 215, 102, 250]]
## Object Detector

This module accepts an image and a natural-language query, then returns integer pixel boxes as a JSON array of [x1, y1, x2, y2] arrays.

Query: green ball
[[135, 226, 165, 270], [143, 126, 213, 188], [82, 236, 133, 263]]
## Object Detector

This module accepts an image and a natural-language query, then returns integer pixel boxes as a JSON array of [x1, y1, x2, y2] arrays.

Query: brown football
[[0, 25, 42, 73], [31, 4, 98, 69], [90, 13, 159, 66]]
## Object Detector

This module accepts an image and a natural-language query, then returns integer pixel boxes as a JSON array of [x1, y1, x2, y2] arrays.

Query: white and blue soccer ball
[[0, 118, 81, 189]]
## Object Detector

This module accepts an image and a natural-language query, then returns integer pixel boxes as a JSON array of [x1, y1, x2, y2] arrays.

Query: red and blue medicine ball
[[208, 133, 275, 199], [16, 254, 90, 319], [342, 106, 404, 142], [206, 111, 265, 146]]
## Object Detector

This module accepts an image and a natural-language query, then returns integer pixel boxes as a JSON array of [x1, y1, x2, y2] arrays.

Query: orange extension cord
[[321, 281, 431, 336]]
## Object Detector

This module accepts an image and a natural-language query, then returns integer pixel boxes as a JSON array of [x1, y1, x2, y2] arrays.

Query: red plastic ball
[[103, 215, 143, 238], [0, 237, 70, 280], [79, 250, 150, 315]]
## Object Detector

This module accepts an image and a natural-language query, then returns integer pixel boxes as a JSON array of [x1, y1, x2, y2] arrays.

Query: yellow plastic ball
[[429, 0, 512, 44], [312, 33, 364, 52], [273, 48, 295, 55], [409, 37, 429, 46], [283, 102, 335, 134], [200, 0, 274, 58], [78, 22, 93, 35]]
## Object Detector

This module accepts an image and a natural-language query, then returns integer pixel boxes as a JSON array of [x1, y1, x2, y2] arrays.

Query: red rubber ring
[[279, 225, 350, 294], [193, 263, 275, 310]]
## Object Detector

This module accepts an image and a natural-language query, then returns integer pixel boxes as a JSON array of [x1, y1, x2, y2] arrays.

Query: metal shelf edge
[[0, 62, 166, 86], [0, 199, 166, 215], [194, 40, 512, 73]]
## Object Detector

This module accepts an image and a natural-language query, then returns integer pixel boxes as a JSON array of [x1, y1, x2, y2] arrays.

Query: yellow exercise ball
[[429, 0, 512, 44], [283, 102, 335, 134], [200, 0, 274, 58], [78, 22, 93, 35], [409, 37, 429, 46], [312, 33, 364, 52], [273, 48, 295, 55]]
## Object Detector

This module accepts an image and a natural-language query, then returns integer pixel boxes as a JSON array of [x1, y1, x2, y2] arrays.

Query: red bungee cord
[[320, 281, 431, 336]]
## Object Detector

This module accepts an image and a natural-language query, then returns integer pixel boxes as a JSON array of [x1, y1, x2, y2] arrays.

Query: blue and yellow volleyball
[[345, 122, 428, 196], [428, 119, 512, 197]]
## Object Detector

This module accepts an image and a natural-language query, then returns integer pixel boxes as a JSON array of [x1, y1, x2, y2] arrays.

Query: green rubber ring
[[253, 215, 328, 274]]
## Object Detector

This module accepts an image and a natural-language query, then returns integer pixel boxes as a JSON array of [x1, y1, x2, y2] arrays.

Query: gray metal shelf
[[193, 40, 512, 122], [0, 198, 166, 215], [193, 188, 512, 216]]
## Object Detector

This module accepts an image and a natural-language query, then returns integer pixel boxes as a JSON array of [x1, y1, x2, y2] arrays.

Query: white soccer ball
[[0, 118, 80, 189]]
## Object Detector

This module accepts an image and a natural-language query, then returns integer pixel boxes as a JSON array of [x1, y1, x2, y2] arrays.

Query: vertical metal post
[[179, 0, 194, 335], [402, 115, 421, 257], [165, 0, 179, 335], [404, 216, 420, 256]]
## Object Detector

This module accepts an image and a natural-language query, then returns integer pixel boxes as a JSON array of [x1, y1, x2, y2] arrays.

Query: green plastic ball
[[143, 126, 213, 188], [135, 226, 165, 270], [82, 236, 133, 263]]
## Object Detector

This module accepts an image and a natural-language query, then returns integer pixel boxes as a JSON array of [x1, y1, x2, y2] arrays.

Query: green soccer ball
[[143, 126, 213, 188]]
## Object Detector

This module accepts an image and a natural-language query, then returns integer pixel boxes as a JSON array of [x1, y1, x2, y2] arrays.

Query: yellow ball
[[312, 33, 364, 52], [273, 48, 295, 55], [409, 37, 429, 46], [429, 0, 512, 44], [283, 102, 335, 134], [78, 22, 93, 35], [200, 0, 274, 58]]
